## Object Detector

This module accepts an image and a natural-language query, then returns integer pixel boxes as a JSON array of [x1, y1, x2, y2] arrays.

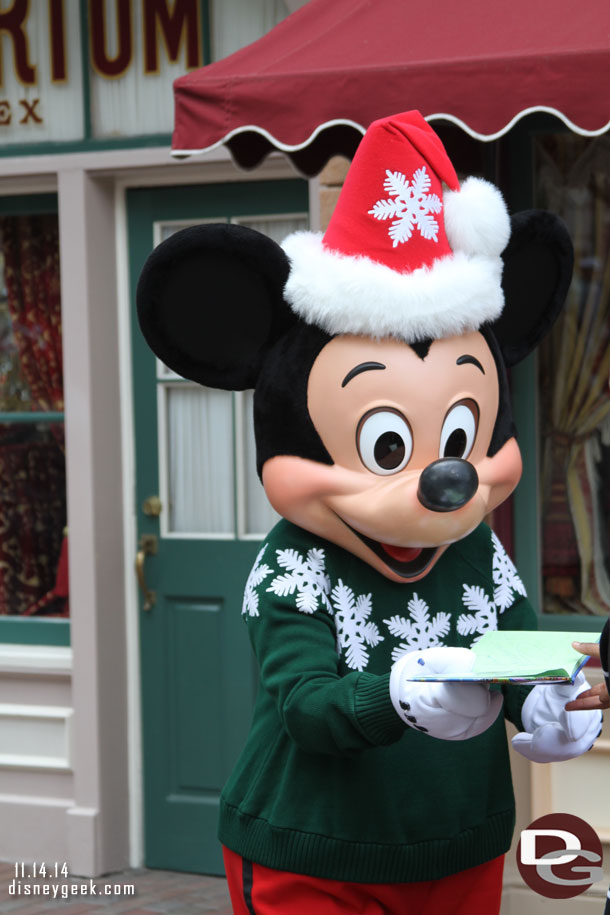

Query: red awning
[[173, 0, 610, 176]]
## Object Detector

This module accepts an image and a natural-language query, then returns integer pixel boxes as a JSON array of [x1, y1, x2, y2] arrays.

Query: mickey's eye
[[357, 409, 413, 475], [439, 401, 478, 459]]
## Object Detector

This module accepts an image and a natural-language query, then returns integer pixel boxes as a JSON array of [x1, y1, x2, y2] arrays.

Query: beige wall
[[317, 155, 351, 232], [58, 168, 130, 876], [0, 645, 73, 863], [0, 159, 132, 877]]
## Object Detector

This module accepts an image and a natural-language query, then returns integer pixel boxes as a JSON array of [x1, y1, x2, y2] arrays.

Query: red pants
[[223, 846, 504, 915]]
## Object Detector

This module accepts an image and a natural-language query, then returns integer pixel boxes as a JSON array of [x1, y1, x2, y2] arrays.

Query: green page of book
[[410, 630, 599, 683]]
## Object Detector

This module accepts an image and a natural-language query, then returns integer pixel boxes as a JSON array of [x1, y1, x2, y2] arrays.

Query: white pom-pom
[[444, 177, 510, 258]]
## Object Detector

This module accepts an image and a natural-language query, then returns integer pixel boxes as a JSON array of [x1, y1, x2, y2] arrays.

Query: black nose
[[417, 458, 479, 513]]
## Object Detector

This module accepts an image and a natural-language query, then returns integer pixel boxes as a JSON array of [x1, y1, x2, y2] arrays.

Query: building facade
[[0, 2, 608, 911]]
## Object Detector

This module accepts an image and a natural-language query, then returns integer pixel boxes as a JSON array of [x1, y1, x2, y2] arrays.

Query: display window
[[536, 133, 610, 616], [0, 210, 67, 617]]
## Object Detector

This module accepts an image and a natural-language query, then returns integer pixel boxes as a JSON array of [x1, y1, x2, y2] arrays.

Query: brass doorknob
[[142, 495, 162, 517], [136, 534, 158, 611]]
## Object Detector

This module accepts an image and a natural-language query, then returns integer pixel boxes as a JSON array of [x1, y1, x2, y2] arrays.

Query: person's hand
[[564, 642, 609, 711], [512, 671, 602, 763], [389, 647, 503, 740]]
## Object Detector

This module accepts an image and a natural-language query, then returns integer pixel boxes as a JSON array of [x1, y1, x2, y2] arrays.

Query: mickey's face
[[262, 330, 522, 583], [137, 215, 572, 582]]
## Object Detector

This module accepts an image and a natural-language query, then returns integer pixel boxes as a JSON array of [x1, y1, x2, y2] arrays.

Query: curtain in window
[[240, 389, 280, 536], [0, 214, 67, 615], [168, 386, 235, 534], [537, 138, 610, 614], [0, 214, 63, 419], [0, 438, 66, 615]]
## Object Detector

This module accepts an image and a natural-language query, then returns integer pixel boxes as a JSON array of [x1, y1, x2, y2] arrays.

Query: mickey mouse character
[[137, 112, 602, 915]]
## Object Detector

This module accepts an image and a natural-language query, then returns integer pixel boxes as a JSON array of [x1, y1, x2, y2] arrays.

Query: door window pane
[[155, 213, 307, 539], [535, 133, 610, 615], [232, 216, 307, 536], [232, 215, 307, 246], [166, 385, 234, 535], [239, 390, 280, 537]]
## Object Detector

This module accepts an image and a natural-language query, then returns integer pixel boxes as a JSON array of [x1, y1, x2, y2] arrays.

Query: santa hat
[[282, 110, 511, 342]]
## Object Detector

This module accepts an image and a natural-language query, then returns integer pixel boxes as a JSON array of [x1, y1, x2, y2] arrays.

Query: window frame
[[0, 192, 69, 645], [506, 119, 607, 634]]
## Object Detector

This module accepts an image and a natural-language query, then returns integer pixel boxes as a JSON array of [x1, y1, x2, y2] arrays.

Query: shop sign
[[0, 0, 203, 145]]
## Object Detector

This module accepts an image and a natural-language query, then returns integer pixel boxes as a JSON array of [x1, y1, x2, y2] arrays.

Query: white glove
[[511, 671, 603, 763], [389, 647, 504, 740]]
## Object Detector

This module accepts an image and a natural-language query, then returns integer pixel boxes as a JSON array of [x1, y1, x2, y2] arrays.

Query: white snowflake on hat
[[368, 166, 443, 247], [282, 109, 511, 344]]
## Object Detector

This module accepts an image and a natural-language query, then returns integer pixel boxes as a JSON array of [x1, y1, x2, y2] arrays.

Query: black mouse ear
[[492, 210, 574, 367], [136, 222, 296, 390]]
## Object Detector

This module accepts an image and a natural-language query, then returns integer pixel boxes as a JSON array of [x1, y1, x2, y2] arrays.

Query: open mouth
[[348, 527, 439, 579]]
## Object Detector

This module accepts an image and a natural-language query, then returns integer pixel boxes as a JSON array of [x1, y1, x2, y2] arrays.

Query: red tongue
[[380, 544, 423, 563]]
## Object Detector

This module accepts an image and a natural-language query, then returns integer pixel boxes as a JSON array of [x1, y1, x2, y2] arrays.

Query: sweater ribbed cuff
[[354, 672, 405, 745]]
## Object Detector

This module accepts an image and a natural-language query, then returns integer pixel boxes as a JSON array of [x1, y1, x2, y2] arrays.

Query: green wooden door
[[128, 180, 308, 874]]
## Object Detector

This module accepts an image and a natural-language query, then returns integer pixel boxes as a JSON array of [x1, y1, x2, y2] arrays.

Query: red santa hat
[[282, 110, 511, 341]]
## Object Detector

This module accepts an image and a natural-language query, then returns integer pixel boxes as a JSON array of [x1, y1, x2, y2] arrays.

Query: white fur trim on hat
[[282, 231, 505, 342], [444, 177, 511, 258]]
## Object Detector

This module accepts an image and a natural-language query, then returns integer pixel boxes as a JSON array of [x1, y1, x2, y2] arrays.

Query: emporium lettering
[[0, 0, 202, 87], [0, 97, 43, 124]]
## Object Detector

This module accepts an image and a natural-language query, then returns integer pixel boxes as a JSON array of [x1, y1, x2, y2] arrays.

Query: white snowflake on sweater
[[266, 547, 332, 614], [331, 580, 383, 671], [368, 166, 443, 247], [456, 585, 498, 644], [384, 593, 451, 662], [491, 531, 526, 610], [242, 544, 274, 617]]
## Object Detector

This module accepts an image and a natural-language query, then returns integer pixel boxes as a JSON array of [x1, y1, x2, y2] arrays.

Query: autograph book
[[410, 630, 599, 684]]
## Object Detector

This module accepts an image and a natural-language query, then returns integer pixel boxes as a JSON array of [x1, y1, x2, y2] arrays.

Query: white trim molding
[[0, 704, 73, 772], [0, 643, 72, 677]]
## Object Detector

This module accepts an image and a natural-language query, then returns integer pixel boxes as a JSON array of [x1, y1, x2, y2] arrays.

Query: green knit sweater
[[218, 520, 536, 883]]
